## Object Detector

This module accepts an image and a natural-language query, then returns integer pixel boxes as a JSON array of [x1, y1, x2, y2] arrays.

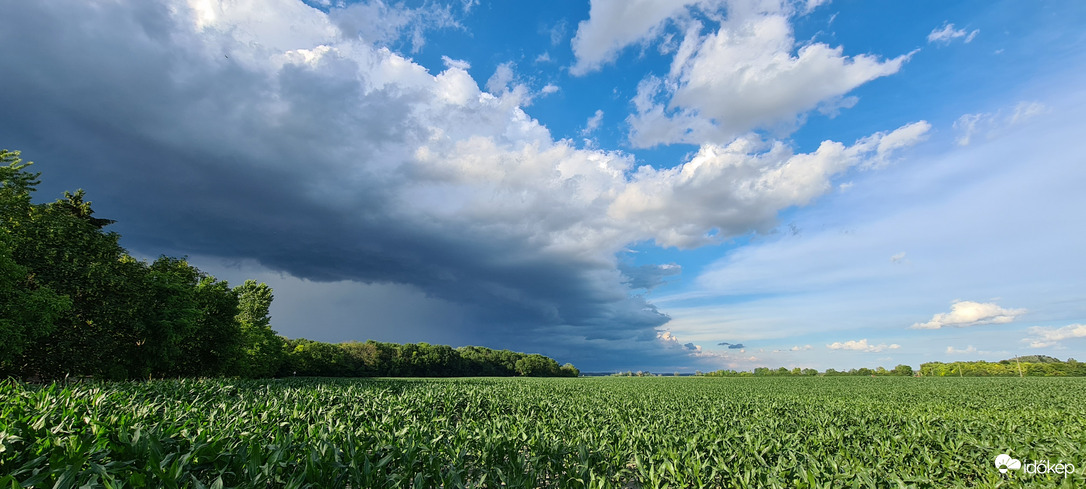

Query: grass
[[1, 376, 1084, 488]]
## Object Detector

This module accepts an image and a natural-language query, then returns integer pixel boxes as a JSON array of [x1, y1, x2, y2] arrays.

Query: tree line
[[694, 356, 1086, 378], [697, 365, 916, 377], [0, 150, 577, 380], [919, 356, 1085, 377]]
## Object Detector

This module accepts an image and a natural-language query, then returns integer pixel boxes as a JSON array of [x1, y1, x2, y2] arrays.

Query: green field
[[2, 377, 1084, 488]]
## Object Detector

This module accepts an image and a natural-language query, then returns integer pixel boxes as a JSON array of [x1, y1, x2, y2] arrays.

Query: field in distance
[[2, 376, 1084, 488]]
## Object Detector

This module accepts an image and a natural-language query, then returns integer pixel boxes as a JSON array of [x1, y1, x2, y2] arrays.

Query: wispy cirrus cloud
[[954, 101, 1048, 146], [927, 23, 979, 45]]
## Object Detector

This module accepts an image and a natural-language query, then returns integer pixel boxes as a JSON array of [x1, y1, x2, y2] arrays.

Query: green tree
[[10, 180, 133, 379], [181, 276, 242, 376], [0, 152, 72, 375], [892, 364, 914, 376], [234, 280, 284, 378]]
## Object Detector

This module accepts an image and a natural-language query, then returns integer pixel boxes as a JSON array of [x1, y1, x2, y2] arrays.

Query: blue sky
[[1, 0, 1084, 371]]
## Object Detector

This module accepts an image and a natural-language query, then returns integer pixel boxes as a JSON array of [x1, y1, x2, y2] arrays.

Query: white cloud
[[627, 3, 912, 147], [608, 121, 929, 248], [657, 329, 733, 362], [485, 61, 516, 94], [890, 252, 906, 263], [803, 0, 831, 13], [827, 339, 900, 352], [582, 109, 604, 136], [955, 101, 1048, 145], [1024, 324, 1086, 348], [927, 23, 979, 45], [945, 345, 977, 354], [791, 344, 812, 351], [329, 0, 464, 53], [570, 0, 696, 75], [911, 301, 1026, 330]]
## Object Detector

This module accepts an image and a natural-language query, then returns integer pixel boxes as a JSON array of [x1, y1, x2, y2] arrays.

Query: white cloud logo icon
[[996, 454, 1022, 474]]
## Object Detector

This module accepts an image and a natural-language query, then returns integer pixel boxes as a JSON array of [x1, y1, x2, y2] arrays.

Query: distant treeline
[[691, 356, 1086, 378], [0, 150, 576, 380], [283, 339, 579, 378], [695, 365, 916, 377], [919, 356, 1086, 377]]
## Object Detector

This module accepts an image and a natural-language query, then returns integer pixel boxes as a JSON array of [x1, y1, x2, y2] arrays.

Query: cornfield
[[1, 377, 1083, 488]]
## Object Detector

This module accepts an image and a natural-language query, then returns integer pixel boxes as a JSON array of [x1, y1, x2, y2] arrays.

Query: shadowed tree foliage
[[278, 339, 578, 378]]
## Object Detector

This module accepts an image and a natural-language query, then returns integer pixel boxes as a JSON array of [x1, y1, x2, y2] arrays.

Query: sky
[[1, 0, 1084, 372]]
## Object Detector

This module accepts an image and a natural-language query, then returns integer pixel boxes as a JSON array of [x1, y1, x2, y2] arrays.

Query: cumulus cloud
[[927, 23, 979, 45], [890, 252, 906, 263], [717, 342, 746, 349], [910, 300, 1026, 330], [625, 2, 913, 147], [609, 122, 929, 248], [570, 0, 696, 75], [1024, 324, 1086, 348], [827, 339, 900, 353]]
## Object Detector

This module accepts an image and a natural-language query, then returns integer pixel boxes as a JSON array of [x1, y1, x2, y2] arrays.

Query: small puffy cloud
[[659, 330, 734, 361], [716, 342, 745, 349], [910, 300, 1026, 330], [1024, 324, 1086, 348], [827, 339, 900, 352], [581, 109, 605, 136], [441, 56, 471, 71], [485, 61, 516, 94], [890, 252, 906, 263], [927, 23, 979, 45], [540, 83, 559, 95], [772, 344, 811, 352], [945, 345, 977, 354]]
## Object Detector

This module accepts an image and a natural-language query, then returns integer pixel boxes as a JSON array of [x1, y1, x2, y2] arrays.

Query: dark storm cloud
[[619, 262, 681, 290], [0, 0, 678, 368]]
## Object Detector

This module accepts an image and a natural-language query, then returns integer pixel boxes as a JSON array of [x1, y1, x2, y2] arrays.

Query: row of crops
[[2, 376, 1084, 488]]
